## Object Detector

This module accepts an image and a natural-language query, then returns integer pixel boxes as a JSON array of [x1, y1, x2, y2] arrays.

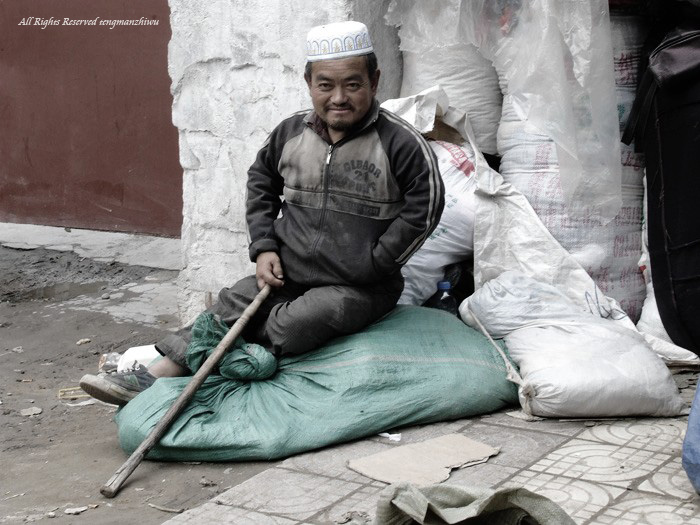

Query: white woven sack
[[612, 13, 647, 202], [401, 45, 501, 155], [611, 14, 647, 106], [493, 14, 649, 320], [400, 140, 477, 305], [386, 0, 502, 155], [463, 271, 685, 418]]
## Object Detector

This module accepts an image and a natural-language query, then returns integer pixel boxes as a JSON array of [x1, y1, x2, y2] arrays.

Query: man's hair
[[304, 52, 378, 80]]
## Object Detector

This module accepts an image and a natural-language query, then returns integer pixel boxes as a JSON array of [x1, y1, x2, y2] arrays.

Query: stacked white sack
[[399, 140, 477, 305], [380, 87, 479, 306], [613, 12, 648, 321], [612, 12, 647, 159], [495, 11, 646, 321], [413, 78, 687, 416], [385, 0, 502, 155], [462, 271, 685, 418], [401, 46, 501, 155]]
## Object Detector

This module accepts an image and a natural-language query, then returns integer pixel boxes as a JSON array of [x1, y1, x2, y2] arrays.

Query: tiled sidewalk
[[165, 374, 700, 524]]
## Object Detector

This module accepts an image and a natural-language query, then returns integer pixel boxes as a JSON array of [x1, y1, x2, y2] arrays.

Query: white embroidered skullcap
[[306, 21, 374, 62]]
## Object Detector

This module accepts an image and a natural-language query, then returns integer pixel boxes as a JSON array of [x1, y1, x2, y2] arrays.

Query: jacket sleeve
[[372, 119, 444, 276], [246, 128, 285, 262]]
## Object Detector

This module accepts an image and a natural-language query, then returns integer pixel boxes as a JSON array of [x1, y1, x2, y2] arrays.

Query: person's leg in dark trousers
[[265, 277, 404, 356], [155, 275, 308, 368], [79, 274, 302, 404], [80, 274, 403, 404], [157, 274, 403, 364]]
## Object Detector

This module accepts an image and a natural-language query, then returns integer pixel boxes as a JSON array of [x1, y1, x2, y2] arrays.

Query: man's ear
[[371, 69, 381, 96], [304, 62, 313, 87]]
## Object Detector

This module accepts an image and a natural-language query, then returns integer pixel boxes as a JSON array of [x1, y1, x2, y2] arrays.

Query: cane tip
[[100, 485, 119, 498]]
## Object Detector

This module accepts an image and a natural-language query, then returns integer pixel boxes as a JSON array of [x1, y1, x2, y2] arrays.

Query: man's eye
[[317, 83, 332, 90], [347, 83, 360, 90]]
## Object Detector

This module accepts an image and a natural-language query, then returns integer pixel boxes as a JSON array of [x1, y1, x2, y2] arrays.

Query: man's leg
[[154, 275, 270, 370], [79, 275, 293, 405], [79, 275, 401, 403], [265, 277, 403, 356]]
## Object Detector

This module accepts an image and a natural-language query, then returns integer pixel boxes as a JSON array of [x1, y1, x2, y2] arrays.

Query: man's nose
[[330, 87, 348, 105]]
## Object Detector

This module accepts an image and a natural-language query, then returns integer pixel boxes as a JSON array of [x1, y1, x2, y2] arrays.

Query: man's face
[[305, 56, 380, 140]]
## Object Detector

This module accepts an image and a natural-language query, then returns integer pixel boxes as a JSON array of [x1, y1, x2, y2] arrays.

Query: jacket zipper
[[303, 106, 380, 280], [308, 143, 334, 280]]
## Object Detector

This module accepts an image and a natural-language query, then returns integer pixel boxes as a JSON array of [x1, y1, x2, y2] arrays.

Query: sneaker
[[79, 364, 157, 406]]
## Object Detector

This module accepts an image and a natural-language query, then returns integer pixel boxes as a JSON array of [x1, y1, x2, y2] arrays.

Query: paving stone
[[280, 439, 392, 484], [589, 491, 700, 524], [638, 456, 697, 501], [447, 462, 520, 488], [478, 410, 587, 437], [681, 386, 697, 405], [458, 422, 572, 469], [378, 419, 471, 444], [214, 468, 362, 521], [576, 418, 687, 454], [309, 484, 383, 524], [673, 372, 698, 390], [165, 502, 299, 524], [504, 470, 626, 524], [528, 438, 671, 489]]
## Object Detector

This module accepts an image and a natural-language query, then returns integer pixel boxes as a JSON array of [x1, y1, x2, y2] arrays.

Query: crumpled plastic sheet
[[386, 0, 622, 222], [385, 0, 466, 52], [380, 85, 450, 134]]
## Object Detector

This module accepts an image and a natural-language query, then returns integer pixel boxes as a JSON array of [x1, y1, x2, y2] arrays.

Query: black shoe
[[79, 364, 157, 406]]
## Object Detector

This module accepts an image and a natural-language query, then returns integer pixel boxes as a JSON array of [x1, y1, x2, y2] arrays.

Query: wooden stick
[[100, 284, 272, 498]]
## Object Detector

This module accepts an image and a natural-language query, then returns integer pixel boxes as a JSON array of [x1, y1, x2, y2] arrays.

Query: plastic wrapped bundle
[[386, 0, 502, 155], [476, 1, 647, 320], [460, 0, 623, 222], [496, 103, 645, 320], [400, 46, 501, 155], [611, 12, 647, 187]]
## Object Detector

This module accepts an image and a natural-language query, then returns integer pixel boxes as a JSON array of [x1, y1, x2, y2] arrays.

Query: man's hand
[[256, 251, 285, 290]]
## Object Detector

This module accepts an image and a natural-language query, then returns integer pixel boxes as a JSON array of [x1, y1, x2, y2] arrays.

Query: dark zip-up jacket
[[246, 100, 444, 287]]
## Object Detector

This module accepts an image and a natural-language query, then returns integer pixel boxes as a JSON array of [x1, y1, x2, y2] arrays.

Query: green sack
[[185, 313, 277, 381], [375, 482, 576, 525], [115, 306, 518, 461]]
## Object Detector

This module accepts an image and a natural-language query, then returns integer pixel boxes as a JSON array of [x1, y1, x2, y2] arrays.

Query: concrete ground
[[2, 223, 699, 525]]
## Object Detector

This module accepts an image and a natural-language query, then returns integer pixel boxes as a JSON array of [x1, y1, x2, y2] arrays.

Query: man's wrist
[[249, 239, 279, 262]]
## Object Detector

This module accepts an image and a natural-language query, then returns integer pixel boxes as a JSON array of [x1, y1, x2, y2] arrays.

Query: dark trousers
[[156, 275, 403, 369]]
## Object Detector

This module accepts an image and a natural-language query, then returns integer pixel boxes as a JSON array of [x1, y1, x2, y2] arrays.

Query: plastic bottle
[[434, 280, 459, 316]]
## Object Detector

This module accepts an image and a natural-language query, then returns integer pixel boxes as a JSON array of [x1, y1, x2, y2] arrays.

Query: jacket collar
[[303, 99, 380, 144]]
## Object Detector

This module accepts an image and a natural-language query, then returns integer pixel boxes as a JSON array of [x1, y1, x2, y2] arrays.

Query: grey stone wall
[[168, 0, 401, 323]]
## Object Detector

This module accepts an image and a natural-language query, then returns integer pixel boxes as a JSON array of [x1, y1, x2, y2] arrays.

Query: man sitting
[[80, 20, 444, 405]]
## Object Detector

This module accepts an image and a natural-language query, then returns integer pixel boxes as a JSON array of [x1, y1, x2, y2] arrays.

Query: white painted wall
[[168, 0, 401, 323]]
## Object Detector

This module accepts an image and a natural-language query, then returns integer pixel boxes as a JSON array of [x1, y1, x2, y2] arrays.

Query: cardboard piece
[[347, 433, 499, 485]]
